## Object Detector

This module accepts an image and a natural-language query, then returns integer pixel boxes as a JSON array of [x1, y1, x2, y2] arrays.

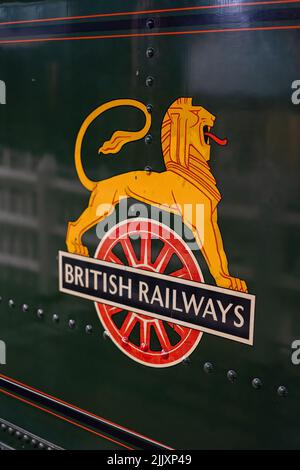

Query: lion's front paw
[[67, 241, 89, 257], [66, 222, 89, 257], [216, 275, 248, 293]]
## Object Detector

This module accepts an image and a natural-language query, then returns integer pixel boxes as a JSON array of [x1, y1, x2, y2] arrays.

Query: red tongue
[[204, 131, 228, 146]]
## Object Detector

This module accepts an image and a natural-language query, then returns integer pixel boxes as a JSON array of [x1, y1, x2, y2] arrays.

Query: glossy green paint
[[0, 0, 299, 449]]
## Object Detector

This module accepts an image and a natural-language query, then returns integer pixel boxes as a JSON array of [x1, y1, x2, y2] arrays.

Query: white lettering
[[90, 269, 102, 290], [108, 274, 118, 295], [74, 266, 84, 287], [172, 289, 183, 312], [150, 285, 164, 307], [64, 264, 74, 283], [217, 300, 233, 323], [182, 292, 205, 316], [234, 305, 245, 328], [119, 276, 132, 298], [139, 281, 149, 302], [202, 298, 218, 321]]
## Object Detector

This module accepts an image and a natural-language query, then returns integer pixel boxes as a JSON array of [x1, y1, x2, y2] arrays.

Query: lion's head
[[161, 98, 227, 170]]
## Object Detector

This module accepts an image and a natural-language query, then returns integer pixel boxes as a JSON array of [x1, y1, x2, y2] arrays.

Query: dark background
[[0, 0, 299, 449]]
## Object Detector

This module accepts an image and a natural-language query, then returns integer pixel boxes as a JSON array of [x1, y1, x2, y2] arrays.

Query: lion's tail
[[74, 99, 151, 192]]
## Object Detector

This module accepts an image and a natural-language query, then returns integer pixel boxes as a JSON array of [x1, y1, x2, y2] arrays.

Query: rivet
[[7, 427, 14, 435], [145, 134, 153, 145], [252, 377, 263, 389], [47, 447, 52, 451], [277, 385, 288, 397], [145, 76, 154, 87], [146, 18, 155, 29], [146, 47, 155, 58], [30, 438, 37, 447], [203, 362, 213, 373], [52, 313, 59, 323], [38, 442, 45, 450], [0, 423, 7, 431], [146, 104, 153, 113], [122, 336, 129, 344], [22, 434, 29, 443], [68, 319, 76, 329], [103, 330, 110, 340], [85, 324, 93, 334], [227, 369, 237, 383], [140, 342, 148, 351], [22, 304, 29, 312], [8, 299, 15, 308], [37, 308, 44, 318], [15, 431, 22, 439], [144, 165, 152, 175], [182, 356, 191, 366]]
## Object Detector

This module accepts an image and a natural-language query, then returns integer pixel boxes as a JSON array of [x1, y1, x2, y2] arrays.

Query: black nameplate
[[59, 251, 255, 345]]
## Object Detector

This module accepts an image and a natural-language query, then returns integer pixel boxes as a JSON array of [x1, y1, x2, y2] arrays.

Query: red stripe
[[0, 388, 133, 450], [0, 373, 172, 449], [0, 0, 298, 27], [0, 23, 299, 45]]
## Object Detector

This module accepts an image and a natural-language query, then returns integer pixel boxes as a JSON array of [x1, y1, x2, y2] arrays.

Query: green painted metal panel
[[0, 0, 299, 449]]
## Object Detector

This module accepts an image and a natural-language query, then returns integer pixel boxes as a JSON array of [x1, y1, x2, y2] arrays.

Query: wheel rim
[[94, 218, 204, 367]]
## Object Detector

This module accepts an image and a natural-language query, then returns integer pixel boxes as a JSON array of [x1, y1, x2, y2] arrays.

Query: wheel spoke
[[140, 235, 152, 265], [153, 244, 174, 273], [140, 321, 151, 346], [168, 267, 188, 279], [120, 237, 138, 267], [154, 320, 172, 350], [167, 322, 187, 338], [105, 251, 124, 265], [119, 312, 138, 337], [97, 218, 203, 365], [106, 306, 123, 316]]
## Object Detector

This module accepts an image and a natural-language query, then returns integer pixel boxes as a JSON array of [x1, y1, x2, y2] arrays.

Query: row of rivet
[[202, 362, 288, 397], [2, 298, 289, 396], [144, 19, 155, 153], [106, 333, 289, 396], [0, 422, 54, 450], [5, 298, 93, 334], [143, 18, 287, 398]]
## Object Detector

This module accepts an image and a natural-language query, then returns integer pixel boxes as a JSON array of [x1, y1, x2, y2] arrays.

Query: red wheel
[[94, 218, 204, 367]]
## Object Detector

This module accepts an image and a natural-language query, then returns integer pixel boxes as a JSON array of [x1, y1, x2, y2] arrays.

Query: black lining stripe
[[0, 5, 299, 40], [0, 376, 172, 450]]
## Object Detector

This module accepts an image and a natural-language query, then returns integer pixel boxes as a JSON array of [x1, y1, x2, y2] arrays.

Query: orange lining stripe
[[0, 372, 171, 449], [0, 23, 299, 45], [0, 0, 299, 27], [0, 388, 133, 450]]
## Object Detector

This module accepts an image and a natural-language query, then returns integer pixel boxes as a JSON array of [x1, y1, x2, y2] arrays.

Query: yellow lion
[[66, 98, 247, 293]]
